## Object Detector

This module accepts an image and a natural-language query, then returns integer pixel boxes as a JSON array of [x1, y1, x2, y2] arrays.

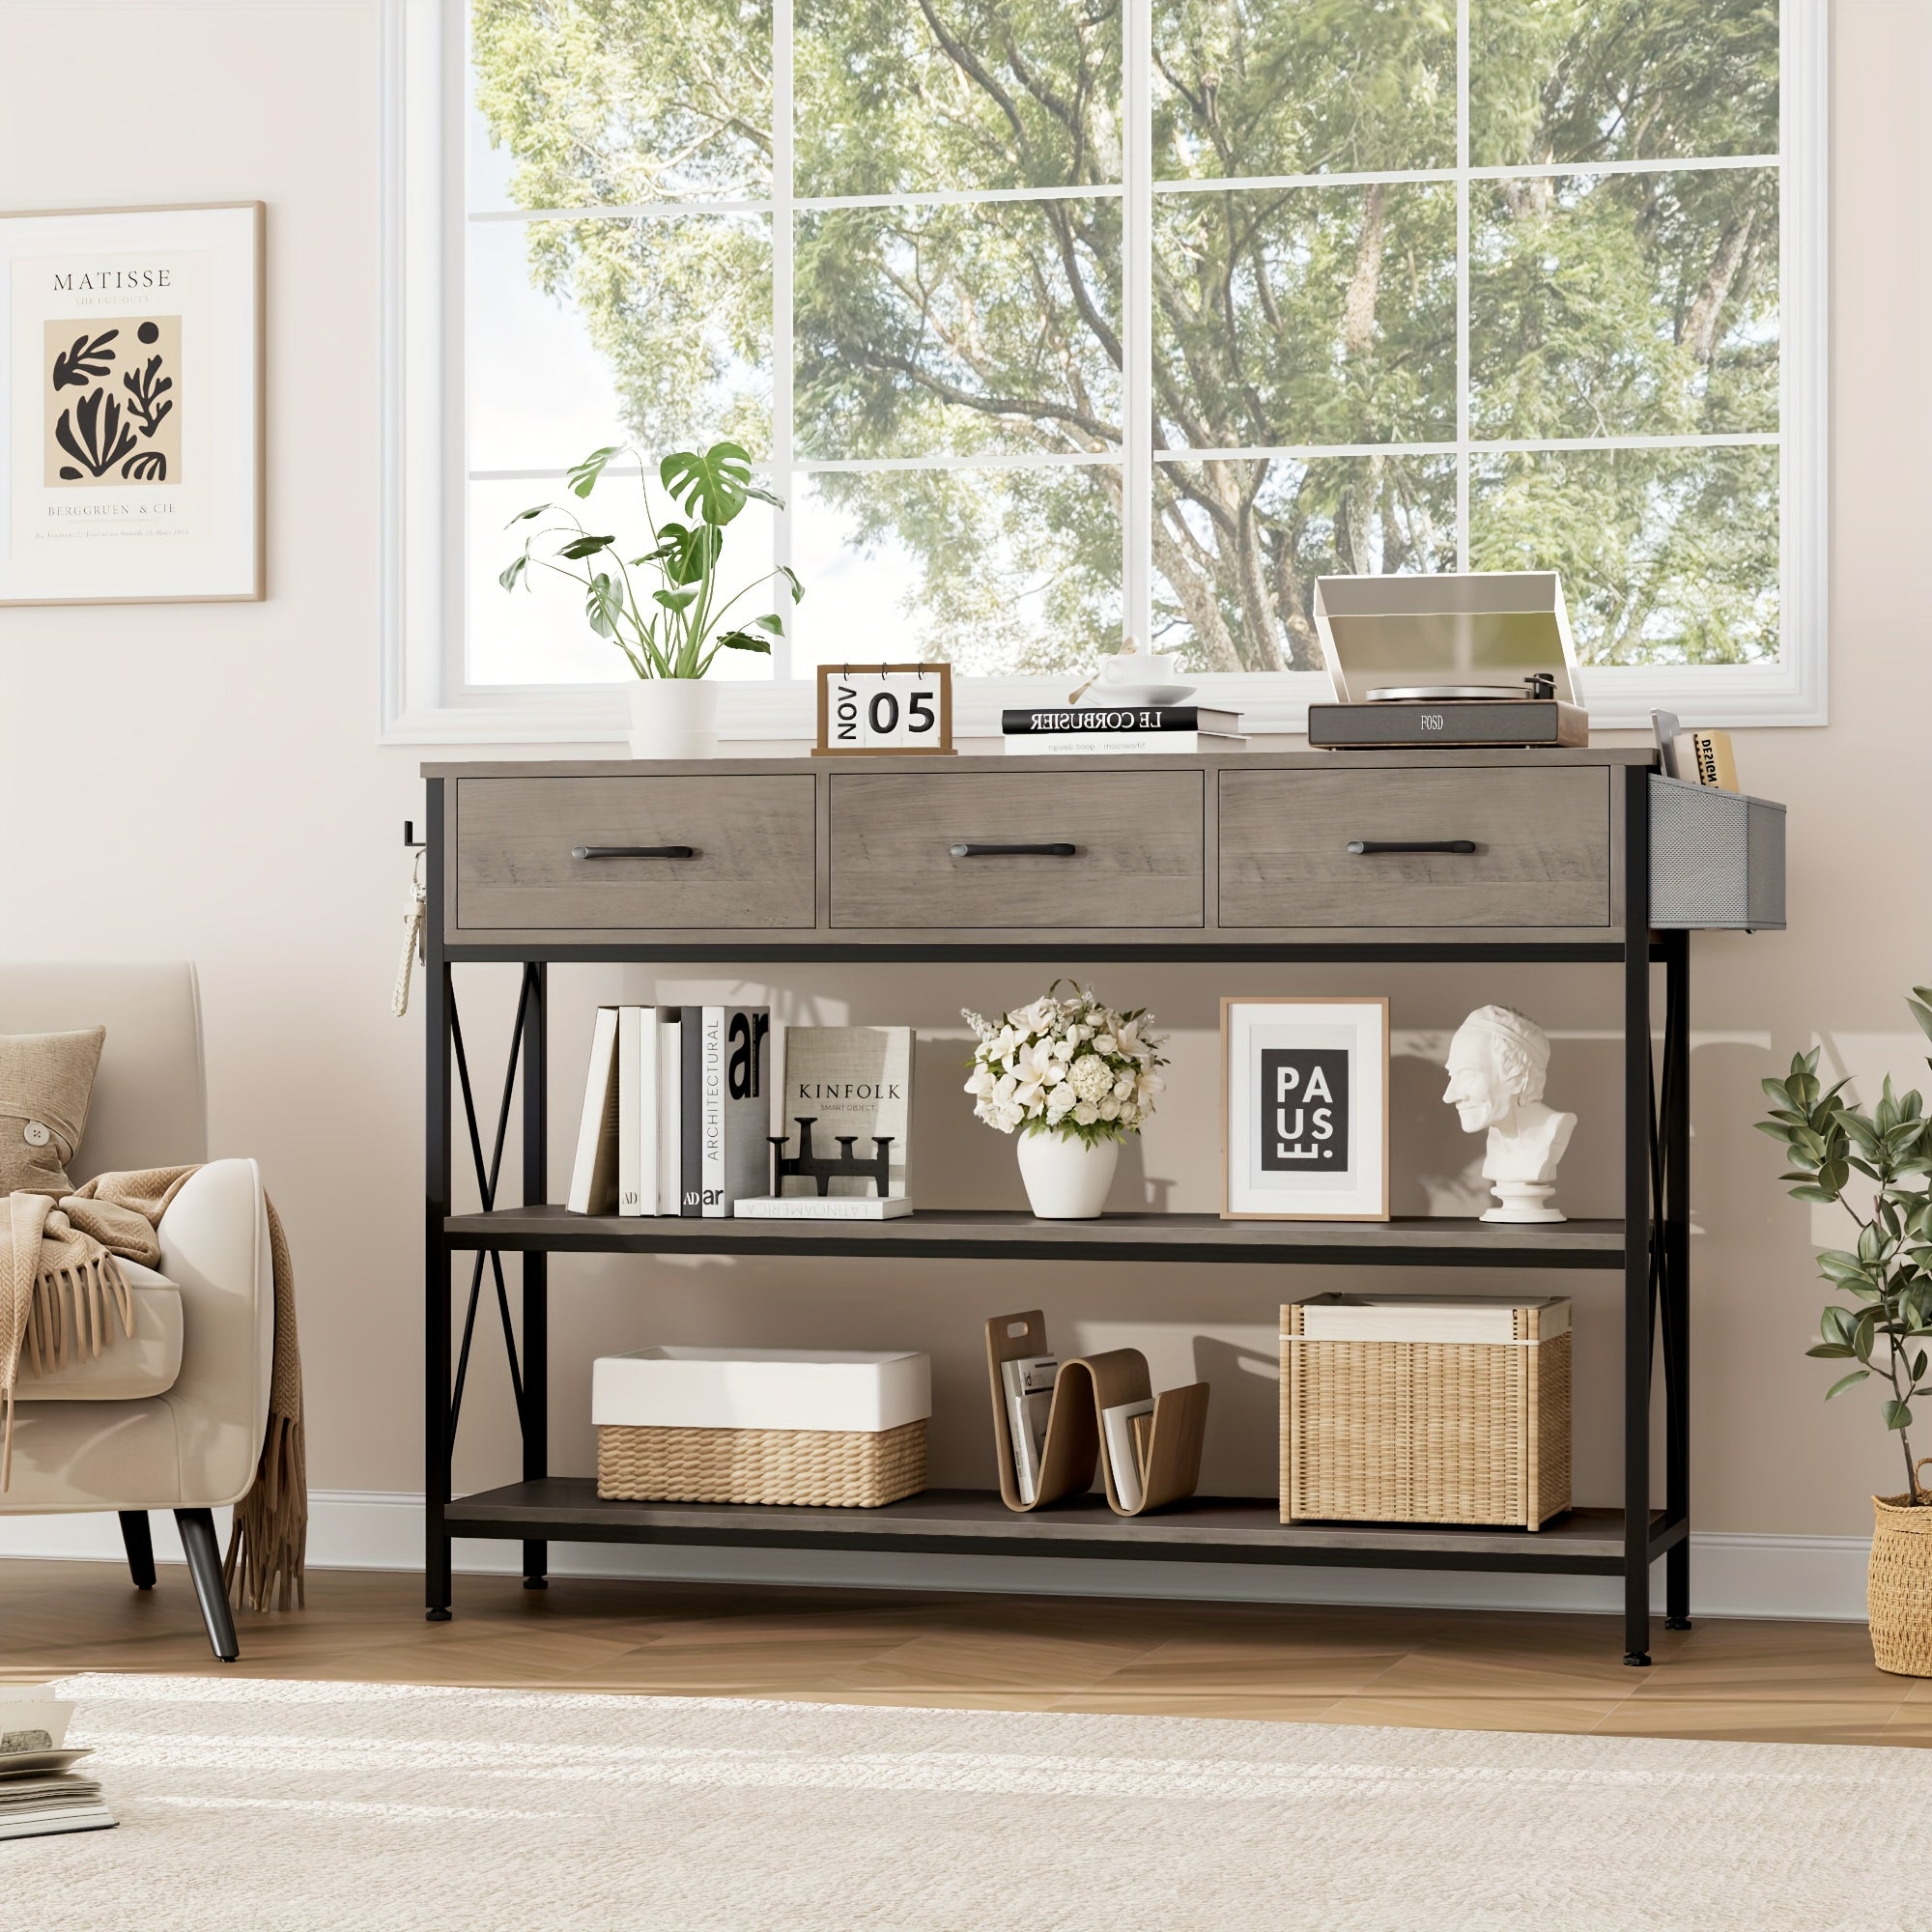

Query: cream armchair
[[1, 965, 273, 1661]]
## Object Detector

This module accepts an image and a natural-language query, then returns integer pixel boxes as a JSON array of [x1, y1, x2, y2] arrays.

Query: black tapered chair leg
[[118, 1511, 156, 1590], [173, 1508, 240, 1662]]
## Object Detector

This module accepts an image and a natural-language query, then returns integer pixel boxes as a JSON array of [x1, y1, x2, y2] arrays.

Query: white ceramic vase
[[1015, 1130, 1119, 1220], [628, 679, 718, 759]]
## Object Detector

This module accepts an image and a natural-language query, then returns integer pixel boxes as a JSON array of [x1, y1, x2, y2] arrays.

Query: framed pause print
[[0, 201, 264, 605], [813, 662, 955, 755], [1222, 998, 1390, 1222]]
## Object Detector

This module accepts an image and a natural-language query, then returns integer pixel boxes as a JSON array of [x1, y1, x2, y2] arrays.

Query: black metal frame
[[422, 768, 1690, 1663]]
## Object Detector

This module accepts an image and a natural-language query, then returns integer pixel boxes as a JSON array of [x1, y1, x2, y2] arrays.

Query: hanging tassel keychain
[[393, 848, 427, 1017]]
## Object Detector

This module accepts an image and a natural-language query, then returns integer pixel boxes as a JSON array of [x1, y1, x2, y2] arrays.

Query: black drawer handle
[[949, 841, 1078, 860], [1347, 839, 1477, 856], [571, 844, 698, 861]]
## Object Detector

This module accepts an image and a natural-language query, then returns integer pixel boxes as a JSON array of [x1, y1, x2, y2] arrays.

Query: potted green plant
[[1759, 990, 1932, 1674], [500, 440, 803, 758]]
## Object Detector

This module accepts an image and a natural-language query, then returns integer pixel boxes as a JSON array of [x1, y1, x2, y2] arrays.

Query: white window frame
[[378, 0, 1828, 745]]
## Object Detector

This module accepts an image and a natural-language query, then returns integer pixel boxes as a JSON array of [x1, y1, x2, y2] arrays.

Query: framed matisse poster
[[0, 201, 263, 605], [1222, 998, 1390, 1222]]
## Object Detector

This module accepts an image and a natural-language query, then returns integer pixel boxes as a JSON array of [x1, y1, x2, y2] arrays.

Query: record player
[[1306, 572, 1589, 749]]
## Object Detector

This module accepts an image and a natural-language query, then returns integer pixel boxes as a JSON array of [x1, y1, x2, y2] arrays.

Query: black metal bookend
[[768, 1117, 894, 1198]]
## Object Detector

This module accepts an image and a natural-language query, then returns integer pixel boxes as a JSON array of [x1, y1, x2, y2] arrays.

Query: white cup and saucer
[[1092, 648, 1195, 709]]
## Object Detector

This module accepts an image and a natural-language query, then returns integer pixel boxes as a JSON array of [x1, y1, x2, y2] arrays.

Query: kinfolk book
[[774, 1026, 914, 1201]]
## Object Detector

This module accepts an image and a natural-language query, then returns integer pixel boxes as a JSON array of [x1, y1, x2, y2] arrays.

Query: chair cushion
[[14, 1260, 184, 1402], [0, 1026, 105, 1196]]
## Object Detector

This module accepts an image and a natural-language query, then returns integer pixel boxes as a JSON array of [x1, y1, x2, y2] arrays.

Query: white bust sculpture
[[1442, 1006, 1577, 1224]]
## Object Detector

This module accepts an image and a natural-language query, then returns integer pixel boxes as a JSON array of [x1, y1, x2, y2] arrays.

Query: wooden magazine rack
[[985, 1311, 1209, 1518]]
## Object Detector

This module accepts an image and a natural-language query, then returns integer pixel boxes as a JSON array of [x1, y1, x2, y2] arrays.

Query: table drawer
[[830, 771, 1205, 929], [1218, 767, 1609, 928], [455, 776, 816, 931]]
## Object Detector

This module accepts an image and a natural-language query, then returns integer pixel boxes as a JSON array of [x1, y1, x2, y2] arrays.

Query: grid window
[[460, 0, 1791, 690]]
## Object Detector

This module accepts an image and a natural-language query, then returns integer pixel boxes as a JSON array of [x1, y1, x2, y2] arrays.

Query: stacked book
[[1002, 703, 1246, 754], [568, 1004, 771, 1218], [0, 1686, 116, 1841]]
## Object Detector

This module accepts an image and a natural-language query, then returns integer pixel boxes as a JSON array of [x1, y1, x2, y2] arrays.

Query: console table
[[421, 747, 1783, 1665]]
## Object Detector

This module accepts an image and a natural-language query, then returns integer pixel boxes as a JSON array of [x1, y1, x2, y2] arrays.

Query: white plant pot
[[1015, 1130, 1119, 1220], [628, 679, 718, 760]]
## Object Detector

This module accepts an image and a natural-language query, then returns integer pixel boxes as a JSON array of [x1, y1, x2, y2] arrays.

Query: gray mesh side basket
[[1650, 775, 1785, 930]]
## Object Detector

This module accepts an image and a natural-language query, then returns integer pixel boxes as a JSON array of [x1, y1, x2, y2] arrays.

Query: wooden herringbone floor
[[3, 1560, 1926, 1747]]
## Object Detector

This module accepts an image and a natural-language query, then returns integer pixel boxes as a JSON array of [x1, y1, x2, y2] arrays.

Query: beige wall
[[1, 2, 1925, 1591]]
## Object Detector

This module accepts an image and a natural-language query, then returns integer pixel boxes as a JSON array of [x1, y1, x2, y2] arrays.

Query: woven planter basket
[[1869, 1458, 1932, 1676], [596, 1419, 926, 1508]]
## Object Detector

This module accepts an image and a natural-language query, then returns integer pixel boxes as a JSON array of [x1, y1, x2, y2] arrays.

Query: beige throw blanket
[[0, 1166, 305, 1612]]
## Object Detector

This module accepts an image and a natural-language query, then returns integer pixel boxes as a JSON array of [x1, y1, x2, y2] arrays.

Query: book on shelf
[[680, 1005, 772, 1218], [566, 1006, 622, 1215], [0, 1687, 115, 1841], [657, 1009, 682, 1216], [1000, 1354, 1059, 1506], [772, 1025, 915, 1202], [732, 1195, 915, 1220], [616, 1006, 660, 1217], [1002, 705, 1242, 736], [1100, 1397, 1156, 1513], [1004, 730, 1247, 755]]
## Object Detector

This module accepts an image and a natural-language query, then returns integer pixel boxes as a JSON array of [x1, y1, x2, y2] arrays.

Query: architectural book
[[773, 1025, 914, 1201], [680, 1005, 772, 1218]]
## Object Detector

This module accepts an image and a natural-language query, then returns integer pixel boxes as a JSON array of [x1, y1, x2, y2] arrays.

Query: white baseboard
[[0, 1491, 1872, 1624]]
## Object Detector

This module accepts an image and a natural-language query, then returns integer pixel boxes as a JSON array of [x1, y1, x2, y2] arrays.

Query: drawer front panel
[[1218, 768, 1609, 928], [830, 771, 1205, 929], [456, 776, 817, 931]]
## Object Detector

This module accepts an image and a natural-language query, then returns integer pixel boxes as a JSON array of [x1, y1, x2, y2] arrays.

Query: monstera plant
[[500, 439, 802, 758], [501, 440, 801, 681]]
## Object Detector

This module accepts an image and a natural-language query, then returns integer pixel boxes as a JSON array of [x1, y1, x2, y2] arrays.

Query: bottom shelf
[[442, 1481, 1678, 1577]]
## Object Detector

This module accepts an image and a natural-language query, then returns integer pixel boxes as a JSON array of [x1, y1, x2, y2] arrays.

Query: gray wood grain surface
[[828, 768, 1207, 928], [1218, 765, 1611, 928], [454, 774, 817, 931]]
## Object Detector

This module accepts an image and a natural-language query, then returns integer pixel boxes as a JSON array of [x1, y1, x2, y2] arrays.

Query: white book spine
[[657, 1015, 681, 1216], [1003, 731, 1243, 754], [617, 1007, 644, 1217], [638, 1008, 658, 1216], [567, 1008, 621, 1215]]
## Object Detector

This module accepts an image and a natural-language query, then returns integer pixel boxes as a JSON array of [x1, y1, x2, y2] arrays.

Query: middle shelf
[[445, 1207, 1628, 1268]]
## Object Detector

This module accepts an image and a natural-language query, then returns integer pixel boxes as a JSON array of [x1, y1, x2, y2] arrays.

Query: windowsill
[[380, 661, 1826, 748]]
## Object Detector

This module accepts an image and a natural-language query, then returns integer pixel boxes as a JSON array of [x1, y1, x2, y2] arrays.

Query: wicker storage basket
[[1869, 1459, 1932, 1676], [596, 1418, 926, 1507], [1281, 1296, 1572, 1530]]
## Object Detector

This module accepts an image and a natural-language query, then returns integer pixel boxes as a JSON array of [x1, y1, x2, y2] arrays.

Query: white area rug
[[8, 1673, 1925, 1931]]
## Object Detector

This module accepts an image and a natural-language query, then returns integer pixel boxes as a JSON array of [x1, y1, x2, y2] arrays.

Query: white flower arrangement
[[962, 981, 1168, 1145]]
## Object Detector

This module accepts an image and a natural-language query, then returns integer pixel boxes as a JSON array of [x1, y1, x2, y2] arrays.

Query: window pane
[[469, 475, 780, 686], [1470, 445, 1778, 666], [796, 0, 1121, 198], [468, 220, 633, 471], [1153, 184, 1456, 449], [1470, 168, 1777, 441], [469, 0, 774, 209], [794, 466, 1121, 675], [1153, 454, 1457, 672], [1153, 0, 1456, 181], [474, 214, 773, 462], [796, 200, 1120, 460], [1470, 0, 1778, 168]]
